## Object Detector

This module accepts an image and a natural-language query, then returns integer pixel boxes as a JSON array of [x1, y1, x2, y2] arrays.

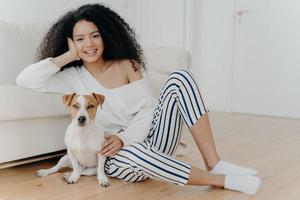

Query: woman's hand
[[98, 134, 124, 157], [51, 38, 80, 68], [67, 38, 80, 61]]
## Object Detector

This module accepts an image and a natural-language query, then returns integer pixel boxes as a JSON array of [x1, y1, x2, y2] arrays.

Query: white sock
[[224, 175, 261, 195], [210, 160, 257, 176]]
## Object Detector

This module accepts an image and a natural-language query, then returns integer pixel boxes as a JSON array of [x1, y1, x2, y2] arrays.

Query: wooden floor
[[1, 112, 300, 200]]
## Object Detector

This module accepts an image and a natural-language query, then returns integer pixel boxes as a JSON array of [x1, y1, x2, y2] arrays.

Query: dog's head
[[62, 93, 105, 127]]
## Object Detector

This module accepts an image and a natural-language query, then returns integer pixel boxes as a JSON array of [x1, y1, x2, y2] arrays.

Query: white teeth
[[85, 49, 97, 54]]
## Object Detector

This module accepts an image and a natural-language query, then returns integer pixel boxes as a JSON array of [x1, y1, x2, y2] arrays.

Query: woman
[[16, 3, 261, 195]]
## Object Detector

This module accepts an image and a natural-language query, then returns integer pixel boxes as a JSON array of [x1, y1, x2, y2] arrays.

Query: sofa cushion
[[0, 21, 50, 85], [0, 85, 67, 121], [143, 46, 191, 74], [143, 47, 191, 96]]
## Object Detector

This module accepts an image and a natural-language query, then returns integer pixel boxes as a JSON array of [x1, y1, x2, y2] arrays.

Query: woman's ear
[[62, 93, 76, 106], [92, 93, 105, 105]]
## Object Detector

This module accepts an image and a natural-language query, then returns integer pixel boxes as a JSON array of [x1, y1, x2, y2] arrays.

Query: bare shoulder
[[121, 59, 143, 83]]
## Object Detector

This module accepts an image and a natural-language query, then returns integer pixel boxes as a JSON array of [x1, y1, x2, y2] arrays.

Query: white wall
[[188, 0, 234, 112], [0, 0, 98, 22], [138, 0, 186, 48], [0, 0, 139, 31]]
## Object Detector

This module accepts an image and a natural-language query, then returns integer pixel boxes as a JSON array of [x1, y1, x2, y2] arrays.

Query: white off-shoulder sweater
[[16, 58, 156, 146]]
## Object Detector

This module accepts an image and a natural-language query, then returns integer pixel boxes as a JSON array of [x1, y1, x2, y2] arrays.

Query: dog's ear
[[62, 93, 76, 106], [92, 93, 105, 105]]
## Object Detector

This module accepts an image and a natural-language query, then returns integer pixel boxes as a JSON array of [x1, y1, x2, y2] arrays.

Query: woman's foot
[[210, 160, 257, 176], [224, 175, 261, 195]]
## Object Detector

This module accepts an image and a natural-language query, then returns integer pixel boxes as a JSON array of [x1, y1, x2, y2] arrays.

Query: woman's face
[[72, 20, 104, 63]]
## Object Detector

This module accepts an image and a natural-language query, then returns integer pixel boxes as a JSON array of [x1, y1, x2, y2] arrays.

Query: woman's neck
[[83, 57, 109, 75]]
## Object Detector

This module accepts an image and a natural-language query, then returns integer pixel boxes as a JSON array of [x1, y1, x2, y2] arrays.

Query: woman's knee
[[168, 69, 194, 85]]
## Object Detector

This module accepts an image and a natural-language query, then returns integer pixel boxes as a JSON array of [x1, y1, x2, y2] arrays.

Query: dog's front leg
[[63, 150, 81, 184], [97, 156, 110, 187]]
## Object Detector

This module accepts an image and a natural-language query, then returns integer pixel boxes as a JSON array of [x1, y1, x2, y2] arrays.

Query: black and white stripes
[[149, 69, 208, 154], [105, 69, 208, 185], [106, 142, 190, 185]]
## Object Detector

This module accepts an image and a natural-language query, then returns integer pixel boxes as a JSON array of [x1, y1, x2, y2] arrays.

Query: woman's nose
[[85, 37, 95, 46]]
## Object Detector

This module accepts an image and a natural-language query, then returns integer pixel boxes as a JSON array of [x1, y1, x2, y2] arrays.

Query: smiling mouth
[[84, 49, 97, 56]]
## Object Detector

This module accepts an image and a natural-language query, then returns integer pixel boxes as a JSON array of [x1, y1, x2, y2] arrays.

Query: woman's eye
[[93, 34, 100, 38], [75, 38, 83, 41], [87, 105, 95, 109]]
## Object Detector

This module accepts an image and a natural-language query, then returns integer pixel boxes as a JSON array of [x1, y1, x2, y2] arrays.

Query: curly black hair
[[37, 3, 144, 71]]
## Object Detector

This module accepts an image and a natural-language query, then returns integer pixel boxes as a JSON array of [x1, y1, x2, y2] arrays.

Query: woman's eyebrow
[[74, 31, 100, 38]]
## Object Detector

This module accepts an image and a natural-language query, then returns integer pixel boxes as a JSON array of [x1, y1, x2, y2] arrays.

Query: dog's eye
[[72, 104, 79, 109], [87, 105, 95, 109]]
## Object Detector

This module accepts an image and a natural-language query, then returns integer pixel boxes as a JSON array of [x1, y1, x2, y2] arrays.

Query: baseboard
[[0, 150, 66, 169]]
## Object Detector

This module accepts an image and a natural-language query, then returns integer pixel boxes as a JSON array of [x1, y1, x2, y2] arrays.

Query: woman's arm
[[117, 107, 154, 146], [16, 38, 79, 94]]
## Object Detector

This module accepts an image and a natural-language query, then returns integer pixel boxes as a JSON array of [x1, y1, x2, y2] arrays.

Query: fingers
[[67, 38, 75, 50], [100, 145, 118, 157], [104, 135, 112, 140], [101, 138, 113, 149], [98, 135, 123, 157], [98, 144, 120, 157], [67, 37, 72, 44], [67, 38, 80, 61]]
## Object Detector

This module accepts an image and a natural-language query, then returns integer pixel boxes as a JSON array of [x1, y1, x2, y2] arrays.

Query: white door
[[232, 0, 300, 118]]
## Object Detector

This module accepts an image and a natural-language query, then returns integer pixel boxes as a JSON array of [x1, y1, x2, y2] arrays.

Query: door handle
[[236, 10, 250, 16]]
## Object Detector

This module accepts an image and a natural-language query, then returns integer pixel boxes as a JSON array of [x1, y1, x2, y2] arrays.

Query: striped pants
[[105, 69, 208, 185]]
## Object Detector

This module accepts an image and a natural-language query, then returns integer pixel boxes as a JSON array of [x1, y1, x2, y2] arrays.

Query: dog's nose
[[78, 116, 86, 124]]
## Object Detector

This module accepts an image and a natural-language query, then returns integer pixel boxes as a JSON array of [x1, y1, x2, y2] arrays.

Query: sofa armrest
[[0, 85, 67, 121]]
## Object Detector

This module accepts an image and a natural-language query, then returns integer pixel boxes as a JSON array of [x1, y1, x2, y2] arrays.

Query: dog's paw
[[98, 175, 110, 187], [62, 172, 79, 184], [67, 175, 80, 184], [36, 169, 49, 177], [62, 172, 71, 182]]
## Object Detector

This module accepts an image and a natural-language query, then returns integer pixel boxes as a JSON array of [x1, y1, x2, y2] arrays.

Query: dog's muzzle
[[77, 116, 86, 126]]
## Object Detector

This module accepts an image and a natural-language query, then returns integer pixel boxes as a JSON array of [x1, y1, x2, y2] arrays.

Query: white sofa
[[0, 20, 191, 167]]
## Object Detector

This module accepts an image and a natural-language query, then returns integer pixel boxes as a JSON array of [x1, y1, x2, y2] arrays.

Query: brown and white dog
[[36, 93, 110, 187]]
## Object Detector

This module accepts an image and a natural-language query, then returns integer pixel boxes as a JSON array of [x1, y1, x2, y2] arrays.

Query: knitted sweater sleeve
[[16, 58, 75, 94], [117, 105, 154, 146], [116, 80, 156, 147]]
